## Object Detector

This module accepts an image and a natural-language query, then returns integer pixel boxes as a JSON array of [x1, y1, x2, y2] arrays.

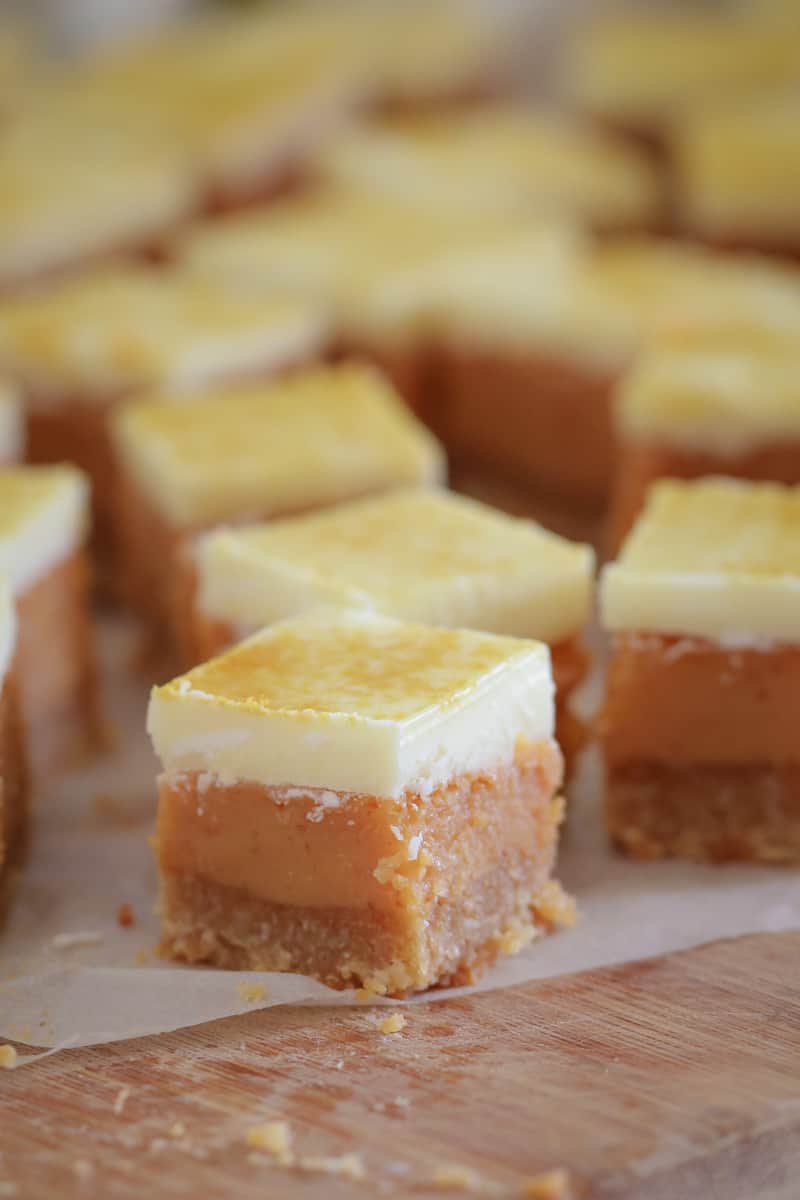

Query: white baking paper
[[1, 619, 798, 1058]]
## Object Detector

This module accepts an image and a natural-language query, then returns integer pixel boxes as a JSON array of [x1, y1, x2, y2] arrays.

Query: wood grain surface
[[1, 932, 798, 1199]]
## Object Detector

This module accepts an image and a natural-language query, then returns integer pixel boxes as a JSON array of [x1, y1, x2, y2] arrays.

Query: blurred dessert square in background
[[0, 264, 326, 560], [600, 477, 800, 864], [149, 609, 572, 992], [187, 487, 594, 762], [0, 465, 96, 772], [0, 381, 22, 464], [110, 363, 445, 653]]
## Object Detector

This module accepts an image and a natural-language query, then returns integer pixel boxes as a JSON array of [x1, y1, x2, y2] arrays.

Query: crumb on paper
[[432, 1164, 481, 1191], [236, 982, 267, 1004], [113, 1086, 132, 1115], [73, 1161, 93, 1183], [135, 948, 150, 965], [497, 921, 537, 956], [531, 880, 577, 932], [169, 1122, 185, 1140], [377, 1013, 406, 1035], [50, 931, 104, 951], [117, 903, 135, 928], [246, 1121, 293, 1165], [298, 1152, 365, 1182], [0, 1045, 17, 1070], [521, 1168, 573, 1199]]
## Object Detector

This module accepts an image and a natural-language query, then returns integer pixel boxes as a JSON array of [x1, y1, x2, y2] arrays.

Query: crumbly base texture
[[607, 763, 800, 864], [437, 344, 619, 506], [607, 438, 800, 555], [16, 551, 100, 773], [157, 742, 572, 995]]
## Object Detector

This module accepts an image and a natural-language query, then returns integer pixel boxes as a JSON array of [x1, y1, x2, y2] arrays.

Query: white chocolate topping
[[602, 478, 800, 643], [148, 609, 555, 799]]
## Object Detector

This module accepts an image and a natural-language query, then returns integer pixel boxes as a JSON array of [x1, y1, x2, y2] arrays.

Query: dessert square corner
[[600, 477, 800, 863], [148, 610, 573, 995]]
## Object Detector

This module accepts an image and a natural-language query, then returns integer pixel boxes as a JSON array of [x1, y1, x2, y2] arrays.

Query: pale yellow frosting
[[602, 478, 800, 643], [0, 110, 196, 284], [148, 609, 554, 798], [616, 343, 800, 455], [317, 106, 661, 227], [674, 91, 800, 238], [113, 364, 445, 528], [0, 465, 89, 595], [562, 12, 800, 122], [0, 264, 326, 399], [196, 488, 594, 645], [0, 380, 21, 462]]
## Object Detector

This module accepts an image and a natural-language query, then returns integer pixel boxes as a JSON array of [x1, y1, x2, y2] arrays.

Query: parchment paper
[[1, 620, 798, 1059]]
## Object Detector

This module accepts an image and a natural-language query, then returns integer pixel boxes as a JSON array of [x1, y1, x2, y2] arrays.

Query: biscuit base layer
[[689, 230, 800, 267], [156, 741, 571, 995], [438, 345, 619, 505], [0, 675, 28, 893], [607, 439, 800, 554], [16, 551, 99, 773], [607, 764, 800, 864]]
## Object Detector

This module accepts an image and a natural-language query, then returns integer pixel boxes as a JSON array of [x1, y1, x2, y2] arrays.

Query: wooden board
[[1, 932, 798, 1199]]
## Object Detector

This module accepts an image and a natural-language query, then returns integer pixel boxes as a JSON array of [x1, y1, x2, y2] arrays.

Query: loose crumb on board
[[521, 1168, 573, 1199], [117, 903, 135, 928], [432, 1164, 482, 1191], [169, 1122, 185, 1140], [236, 982, 268, 1004], [246, 1121, 293, 1166], [0, 1045, 17, 1070], [113, 1086, 132, 1115], [51, 931, 104, 951], [298, 1153, 366, 1181], [73, 1161, 94, 1183], [377, 1013, 407, 1035]]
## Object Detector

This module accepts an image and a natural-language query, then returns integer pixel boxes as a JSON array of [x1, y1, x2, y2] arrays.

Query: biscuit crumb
[[497, 920, 537, 956], [73, 1161, 93, 1182], [246, 1120, 293, 1165], [117, 903, 135, 928], [432, 1164, 481, 1190], [531, 880, 577, 931], [521, 1168, 573, 1198], [135, 948, 150, 964], [169, 1122, 185, 1139], [236, 982, 267, 1003], [51, 931, 104, 950], [0, 1045, 17, 1070], [298, 1152, 365, 1181], [113, 1086, 132, 1115], [377, 1013, 406, 1035]]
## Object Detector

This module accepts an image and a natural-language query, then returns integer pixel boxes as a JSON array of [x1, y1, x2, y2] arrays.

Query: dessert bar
[[600, 477, 800, 862], [0, 465, 96, 771], [189, 488, 594, 762], [111, 364, 445, 649], [0, 576, 26, 892], [149, 610, 572, 993]]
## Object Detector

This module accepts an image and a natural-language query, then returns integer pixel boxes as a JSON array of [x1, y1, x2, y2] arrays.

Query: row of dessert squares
[[1, 1, 800, 291], [1, 223, 800, 543], [1, 368, 800, 992]]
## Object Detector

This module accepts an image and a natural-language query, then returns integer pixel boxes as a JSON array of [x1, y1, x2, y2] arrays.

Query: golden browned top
[[113, 363, 444, 527], [0, 263, 324, 395], [162, 610, 541, 722]]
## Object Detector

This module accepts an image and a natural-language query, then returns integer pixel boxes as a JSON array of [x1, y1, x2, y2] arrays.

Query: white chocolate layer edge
[[147, 635, 555, 799], [0, 468, 90, 595]]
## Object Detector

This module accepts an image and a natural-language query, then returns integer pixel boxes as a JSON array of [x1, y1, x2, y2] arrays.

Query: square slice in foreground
[[600, 477, 800, 863], [148, 610, 573, 994]]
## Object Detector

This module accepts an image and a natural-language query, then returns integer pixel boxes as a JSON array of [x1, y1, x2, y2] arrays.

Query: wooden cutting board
[[1, 932, 798, 1199]]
